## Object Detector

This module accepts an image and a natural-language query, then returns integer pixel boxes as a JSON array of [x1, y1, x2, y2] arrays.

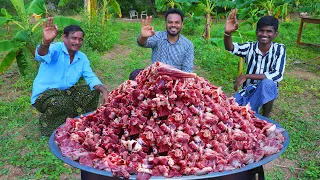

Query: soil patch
[[0, 165, 23, 180], [264, 158, 302, 179], [286, 69, 320, 80], [102, 45, 132, 60]]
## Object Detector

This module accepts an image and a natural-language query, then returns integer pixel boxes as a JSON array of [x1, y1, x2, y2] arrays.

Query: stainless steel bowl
[[49, 114, 289, 179]]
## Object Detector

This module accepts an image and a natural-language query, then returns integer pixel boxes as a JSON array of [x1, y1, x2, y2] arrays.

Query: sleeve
[[34, 43, 59, 63], [137, 32, 160, 48], [264, 44, 286, 82], [182, 42, 194, 72], [82, 57, 103, 90], [230, 42, 251, 58]]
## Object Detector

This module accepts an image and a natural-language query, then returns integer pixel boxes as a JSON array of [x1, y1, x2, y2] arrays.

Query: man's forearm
[[244, 74, 267, 80], [38, 39, 51, 56], [224, 33, 234, 51], [138, 35, 148, 46], [94, 84, 108, 94]]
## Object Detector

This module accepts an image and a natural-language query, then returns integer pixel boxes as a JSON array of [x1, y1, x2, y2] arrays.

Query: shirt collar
[[255, 42, 273, 56]]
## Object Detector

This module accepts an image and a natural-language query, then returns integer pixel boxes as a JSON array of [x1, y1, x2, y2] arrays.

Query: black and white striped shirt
[[231, 42, 286, 95], [138, 31, 194, 72]]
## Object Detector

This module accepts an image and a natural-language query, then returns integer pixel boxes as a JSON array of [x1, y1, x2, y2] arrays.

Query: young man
[[31, 17, 108, 136], [133, 8, 194, 79], [224, 9, 286, 117]]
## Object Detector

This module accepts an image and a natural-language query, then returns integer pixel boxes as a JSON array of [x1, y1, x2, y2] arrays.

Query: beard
[[166, 27, 181, 37]]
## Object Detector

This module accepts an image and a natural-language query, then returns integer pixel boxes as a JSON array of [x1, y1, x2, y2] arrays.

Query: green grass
[[0, 16, 319, 179]]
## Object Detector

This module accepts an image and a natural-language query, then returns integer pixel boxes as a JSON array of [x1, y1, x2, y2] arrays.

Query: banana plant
[[0, 8, 13, 34], [201, 0, 215, 40], [101, 0, 122, 24], [155, 0, 182, 12], [0, 0, 80, 76], [58, 0, 121, 22]]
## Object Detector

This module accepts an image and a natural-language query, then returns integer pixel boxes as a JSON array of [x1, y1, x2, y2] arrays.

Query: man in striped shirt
[[136, 8, 194, 74], [224, 9, 286, 117]]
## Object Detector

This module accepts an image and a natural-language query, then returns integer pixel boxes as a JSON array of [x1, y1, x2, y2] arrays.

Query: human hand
[[101, 92, 108, 106], [234, 74, 246, 91], [43, 17, 58, 44], [225, 9, 238, 34], [140, 16, 155, 38]]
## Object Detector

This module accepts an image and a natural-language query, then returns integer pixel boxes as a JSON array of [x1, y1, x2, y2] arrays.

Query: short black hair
[[129, 69, 144, 80], [63, 25, 85, 37], [165, 8, 184, 22], [256, 16, 279, 32]]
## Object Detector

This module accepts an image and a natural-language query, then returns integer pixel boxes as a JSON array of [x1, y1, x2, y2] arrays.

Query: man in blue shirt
[[224, 9, 286, 117], [32, 17, 108, 136], [130, 8, 194, 80]]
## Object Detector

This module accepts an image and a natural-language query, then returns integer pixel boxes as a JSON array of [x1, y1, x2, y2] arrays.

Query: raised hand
[[140, 16, 155, 38], [42, 17, 58, 44], [225, 9, 238, 34]]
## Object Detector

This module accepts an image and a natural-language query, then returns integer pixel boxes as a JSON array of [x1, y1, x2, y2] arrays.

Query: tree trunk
[[146, 0, 157, 16], [202, 13, 211, 40]]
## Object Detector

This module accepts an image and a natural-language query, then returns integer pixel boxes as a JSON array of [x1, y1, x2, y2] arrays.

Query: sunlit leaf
[[110, 0, 122, 18], [10, 0, 26, 16], [26, 0, 46, 15], [0, 17, 10, 25], [53, 16, 80, 28], [58, 0, 71, 7], [1, 8, 13, 18], [14, 30, 30, 42], [0, 48, 19, 75], [0, 40, 20, 53]]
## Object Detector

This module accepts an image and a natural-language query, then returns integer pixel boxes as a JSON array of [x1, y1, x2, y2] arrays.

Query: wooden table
[[297, 17, 320, 46]]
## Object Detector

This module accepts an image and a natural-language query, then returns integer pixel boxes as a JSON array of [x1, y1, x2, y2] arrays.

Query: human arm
[[82, 58, 108, 105], [94, 84, 108, 105], [264, 44, 286, 82], [38, 17, 58, 56], [137, 16, 155, 46], [224, 9, 238, 51], [234, 74, 266, 91]]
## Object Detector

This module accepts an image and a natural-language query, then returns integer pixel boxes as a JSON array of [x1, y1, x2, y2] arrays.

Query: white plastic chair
[[141, 10, 147, 19], [129, 10, 138, 19]]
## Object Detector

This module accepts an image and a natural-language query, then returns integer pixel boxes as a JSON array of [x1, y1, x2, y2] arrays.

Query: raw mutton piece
[[55, 61, 285, 180]]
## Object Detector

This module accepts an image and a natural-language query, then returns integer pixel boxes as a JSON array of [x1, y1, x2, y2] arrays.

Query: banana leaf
[[53, 16, 80, 27], [1, 8, 13, 18], [16, 49, 27, 76], [14, 30, 30, 42], [109, 0, 122, 18], [0, 17, 10, 25], [58, 0, 70, 7], [0, 48, 19, 75], [0, 40, 20, 53], [26, 0, 46, 15]]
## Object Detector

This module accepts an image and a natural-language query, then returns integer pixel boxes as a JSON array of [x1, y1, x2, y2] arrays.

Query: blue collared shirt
[[231, 42, 286, 96], [138, 31, 194, 72], [31, 42, 102, 104]]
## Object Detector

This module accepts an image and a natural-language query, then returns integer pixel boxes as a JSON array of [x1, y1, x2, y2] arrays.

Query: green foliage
[[81, 15, 119, 52], [0, 14, 319, 180], [0, 0, 80, 76], [183, 16, 203, 36], [116, 0, 150, 17]]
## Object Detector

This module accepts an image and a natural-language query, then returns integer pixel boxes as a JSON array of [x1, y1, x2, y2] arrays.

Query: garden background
[[0, 0, 319, 179]]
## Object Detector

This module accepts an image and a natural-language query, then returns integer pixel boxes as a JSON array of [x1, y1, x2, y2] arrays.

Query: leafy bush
[[183, 16, 203, 36], [117, 0, 150, 17], [81, 15, 119, 52]]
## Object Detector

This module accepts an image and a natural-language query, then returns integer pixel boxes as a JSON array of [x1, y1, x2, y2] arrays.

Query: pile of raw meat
[[54, 62, 285, 179]]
